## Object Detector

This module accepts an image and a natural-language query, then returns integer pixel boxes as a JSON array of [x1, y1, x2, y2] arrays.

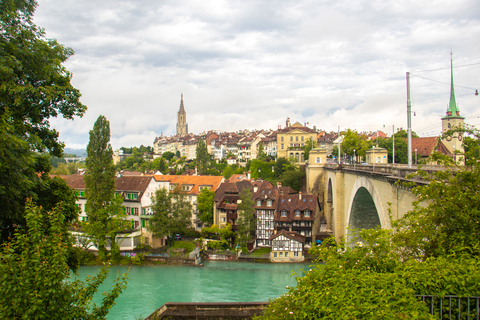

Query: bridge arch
[[346, 176, 387, 233]]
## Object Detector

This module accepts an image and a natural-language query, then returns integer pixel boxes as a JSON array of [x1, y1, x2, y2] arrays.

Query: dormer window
[[256, 199, 262, 206], [281, 210, 288, 217], [305, 210, 311, 217], [266, 199, 273, 206], [295, 210, 301, 217]]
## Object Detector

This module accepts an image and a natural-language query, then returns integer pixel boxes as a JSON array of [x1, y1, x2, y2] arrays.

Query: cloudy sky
[[33, 0, 480, 150]]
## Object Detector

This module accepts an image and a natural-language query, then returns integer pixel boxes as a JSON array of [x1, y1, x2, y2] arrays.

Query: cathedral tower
[[441, 51, 464, 154], [176, 94, 188, 137]]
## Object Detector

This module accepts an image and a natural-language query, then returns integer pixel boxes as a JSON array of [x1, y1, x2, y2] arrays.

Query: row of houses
[[61, 170, 325, 262]]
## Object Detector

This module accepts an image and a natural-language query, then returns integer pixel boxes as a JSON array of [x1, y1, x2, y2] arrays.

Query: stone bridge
[[306, 150, 443, 241]]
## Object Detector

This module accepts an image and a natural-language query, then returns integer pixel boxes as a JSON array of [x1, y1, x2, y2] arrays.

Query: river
[[75, 260, 312, 319]]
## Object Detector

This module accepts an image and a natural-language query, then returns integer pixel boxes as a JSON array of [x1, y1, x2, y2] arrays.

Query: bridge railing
[[325, 163, 448, 183], [416, 295, 480, 319]]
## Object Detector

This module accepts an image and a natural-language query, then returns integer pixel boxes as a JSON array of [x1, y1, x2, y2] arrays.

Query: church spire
[[445, 51, 464, 119], [179, 93, 185, 113]]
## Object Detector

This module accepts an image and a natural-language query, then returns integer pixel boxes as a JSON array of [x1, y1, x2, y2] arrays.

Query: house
[[153, 174, 225, 231], [253, 182, 297, 247], [269, 230, 305, 262], [276, 118, 317, 164], [412, 137, 452, 164], [213, 179, 253, 230], [61, 174, 163, 250], [275, 192, 318, 247]]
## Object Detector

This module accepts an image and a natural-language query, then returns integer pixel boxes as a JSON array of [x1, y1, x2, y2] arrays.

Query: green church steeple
[[444, 51, 464, 119]]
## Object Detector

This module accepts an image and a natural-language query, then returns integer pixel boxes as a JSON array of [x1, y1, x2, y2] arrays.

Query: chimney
[[299, 192, 302, 200], [247, 170, 251, 179], [195, 166, 197, 175]]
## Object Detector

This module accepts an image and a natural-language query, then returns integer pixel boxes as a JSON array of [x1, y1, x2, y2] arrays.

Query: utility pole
[[338, 126, 341, 164], [392, 125, 395, 164], [406, 72, 413, 168]]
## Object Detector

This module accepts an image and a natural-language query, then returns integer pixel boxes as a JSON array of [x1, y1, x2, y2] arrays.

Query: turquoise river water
[[76, 260, 312, 320]]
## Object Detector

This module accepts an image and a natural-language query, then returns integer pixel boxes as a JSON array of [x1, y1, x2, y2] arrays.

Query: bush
[[133, 243, 152, 253], [184, 229, 201, 238], [172, 241, 195, 253]]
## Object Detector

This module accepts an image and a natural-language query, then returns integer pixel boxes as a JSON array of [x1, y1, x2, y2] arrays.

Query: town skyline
[[33, 0, 480, 150]]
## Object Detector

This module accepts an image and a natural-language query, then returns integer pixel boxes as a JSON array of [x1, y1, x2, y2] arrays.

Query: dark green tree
[[196, 139, 209, 174], [0, 200, 128, 320], [0, 0, 86, 156], [341, 129, 371, 159], [150, 187, 192, 242], [223, 166, 235, 179], [84, 115, 127, 260], [236, 188, 256, 247], [0, 0, 86, 241], [197, 188, 215, 225]]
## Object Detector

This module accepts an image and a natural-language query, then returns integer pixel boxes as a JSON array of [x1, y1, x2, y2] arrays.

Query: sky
[[33, 0, 480, 150]]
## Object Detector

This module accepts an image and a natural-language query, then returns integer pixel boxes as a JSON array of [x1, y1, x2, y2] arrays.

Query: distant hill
[[64, 147, 87, 157]]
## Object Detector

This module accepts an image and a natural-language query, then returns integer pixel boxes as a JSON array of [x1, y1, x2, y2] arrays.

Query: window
[[304, 210, 310, 217], [295, 210, 301, 217], [301, 136, 304, 141], [142, 208, 146, 215], [126, 207, 131, 215], [133, 207, 139, 215], [134, 221, 139, 228], [290, 137, 293, 142], [285, 252, 289, 257], [281, 144, 284, 149], [281, 210, 287, 217], [256, 199, 262, 206], [279, 252, 283, 257], [127, 193, 137, 200], [294, 252, 299, 257], [267, 199, 273, 206], [296, 136, 298, 142], [274, 252, 277, 257], [80, 191, 85, 197], [281, 136, 284, 142], [316, 157, 320, 163]]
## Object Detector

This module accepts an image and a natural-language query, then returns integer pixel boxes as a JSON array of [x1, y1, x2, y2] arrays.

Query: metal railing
[[416, 295, 480, 319]]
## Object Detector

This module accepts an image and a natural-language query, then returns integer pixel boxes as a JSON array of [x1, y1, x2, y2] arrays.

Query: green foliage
[[257, 141, 267, 161], [277, 166, 305, 191], [149, 188, 192, 238], [162, 151, 175, 161], [0, 201, 128, 319], [259, 227, 480, 319], [393, 126, 480, 260], [303, 137, 317, 160], [236, 188, 256, 247], [201, 224, 235, 242], [222, 166, 235, 179], [341, 129, 371, 158], [84, 115, 128, 260], [196, 139, 210, 174], [172, 240, 196, 253], [0, 0, 87, 157], [197, 188, 215, 225]]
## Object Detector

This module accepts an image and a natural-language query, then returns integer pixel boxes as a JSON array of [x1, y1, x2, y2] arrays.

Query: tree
[[236, 188, 256, 247], [341, 129, 370, 159], [197, 188, 215, 225], [303, 137, 317, 160], [0, 200, 128, 319], [84, 115, 127, 260], [392, 126, 480, 260], [150, 187, 192, 242], [0, 0, 85, 241], [257, 141, 267, 161], [162, 151, 175, 161], [223, 166, 234, 179], [0, 0, 86, 156], [196, 139, 209, 174]]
